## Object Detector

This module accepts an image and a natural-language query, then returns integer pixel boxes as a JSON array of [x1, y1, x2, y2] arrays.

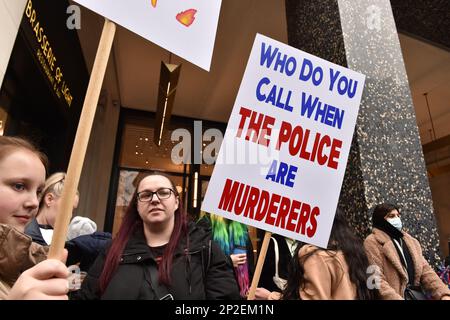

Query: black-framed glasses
[[137, 188, 174, 202]]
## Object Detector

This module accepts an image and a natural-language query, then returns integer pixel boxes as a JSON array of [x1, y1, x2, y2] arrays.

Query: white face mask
[[387, 217, 402, 231]]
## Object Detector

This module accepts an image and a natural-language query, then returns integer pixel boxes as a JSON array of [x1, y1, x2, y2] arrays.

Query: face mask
[[387, 217, 402, 231]]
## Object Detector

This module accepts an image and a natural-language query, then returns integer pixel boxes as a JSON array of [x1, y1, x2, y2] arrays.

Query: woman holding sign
[[256, 210, 375, 300], [0, 136, 69, 299], [76, 172, 239, 300], [364, 203, 450, 300]]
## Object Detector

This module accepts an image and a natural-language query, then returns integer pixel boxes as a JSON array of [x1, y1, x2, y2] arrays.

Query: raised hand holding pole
[[247, 231, 272, 300]]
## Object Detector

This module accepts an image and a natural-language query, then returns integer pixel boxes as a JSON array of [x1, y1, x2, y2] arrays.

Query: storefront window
[[111, 111, 191, 235], [108, 110, 236, 233], [120, 120, 186, 174]]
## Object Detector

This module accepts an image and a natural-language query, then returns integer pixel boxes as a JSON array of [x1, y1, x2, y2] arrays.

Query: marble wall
[[285, 0, 442, 265], [391, 0, 450, 49]]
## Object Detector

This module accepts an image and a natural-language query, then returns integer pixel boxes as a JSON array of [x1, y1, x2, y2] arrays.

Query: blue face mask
[[387, 217, 402, 231]]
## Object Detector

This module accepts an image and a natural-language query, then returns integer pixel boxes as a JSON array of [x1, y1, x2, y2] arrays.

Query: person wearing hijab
[[364, 203, 450, 300]]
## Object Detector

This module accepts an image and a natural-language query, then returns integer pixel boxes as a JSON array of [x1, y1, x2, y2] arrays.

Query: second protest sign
[[202, 33, 365, 248]]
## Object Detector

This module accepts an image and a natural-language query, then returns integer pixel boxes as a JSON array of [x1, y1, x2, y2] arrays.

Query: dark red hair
[[99, 172, 188, 294]]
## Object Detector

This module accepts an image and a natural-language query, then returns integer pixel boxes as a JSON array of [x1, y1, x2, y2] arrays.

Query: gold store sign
[[24, 0, 73, 108]]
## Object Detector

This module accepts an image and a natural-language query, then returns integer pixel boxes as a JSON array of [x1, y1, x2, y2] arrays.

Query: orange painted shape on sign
[[176, 9, 197, 27], [151, 0, 157, 8]]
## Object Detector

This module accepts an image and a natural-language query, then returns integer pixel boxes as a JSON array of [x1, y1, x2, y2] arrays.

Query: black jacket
[[198, 216, 255, 282], [24, 218, 48, 246], [65, 232, 112, 271], [74, 221, 240, 300], [24, 217, 111, 272], [257, 231, 293, 292]]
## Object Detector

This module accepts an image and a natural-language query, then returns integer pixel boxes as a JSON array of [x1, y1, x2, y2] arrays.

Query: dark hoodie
[[74, 221, 240, 300], [24, 217, 50, 246], [25, 217, 111, 272]]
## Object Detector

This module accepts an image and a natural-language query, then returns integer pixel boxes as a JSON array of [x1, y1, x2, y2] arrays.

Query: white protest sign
[[73, 0, 222, 71], [201, 34, 365, 248]]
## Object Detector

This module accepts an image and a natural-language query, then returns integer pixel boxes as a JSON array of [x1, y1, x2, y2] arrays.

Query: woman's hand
[[441, 295, 450, 300], [230, 253, 247, 267], [255, 287, 271, 300]]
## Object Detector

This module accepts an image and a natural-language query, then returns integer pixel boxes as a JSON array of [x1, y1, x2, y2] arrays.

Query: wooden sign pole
[[48, 19, 116, 259], [247, 231, 272, 300]]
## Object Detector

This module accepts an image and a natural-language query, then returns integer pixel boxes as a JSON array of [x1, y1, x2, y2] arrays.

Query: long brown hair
[[281, 209, 376, 300], [99, 172, 188, 294]]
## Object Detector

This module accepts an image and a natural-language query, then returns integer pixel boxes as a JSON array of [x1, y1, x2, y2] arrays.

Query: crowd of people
[[0, 136, 449, 300]]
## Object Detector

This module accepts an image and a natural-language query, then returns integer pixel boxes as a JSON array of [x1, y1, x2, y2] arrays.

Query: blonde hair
[[38, 172, 66, 209]]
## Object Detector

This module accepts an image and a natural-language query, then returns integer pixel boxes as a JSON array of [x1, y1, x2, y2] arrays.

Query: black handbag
[[404, 285, 427, 300]]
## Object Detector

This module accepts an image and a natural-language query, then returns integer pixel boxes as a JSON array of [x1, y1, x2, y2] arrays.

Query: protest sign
[[73, 0, 222, 71], [201, 33, 366, 249]]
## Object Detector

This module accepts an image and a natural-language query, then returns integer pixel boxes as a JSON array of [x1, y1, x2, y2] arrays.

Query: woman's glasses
[[137, 188, 174, 202]]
